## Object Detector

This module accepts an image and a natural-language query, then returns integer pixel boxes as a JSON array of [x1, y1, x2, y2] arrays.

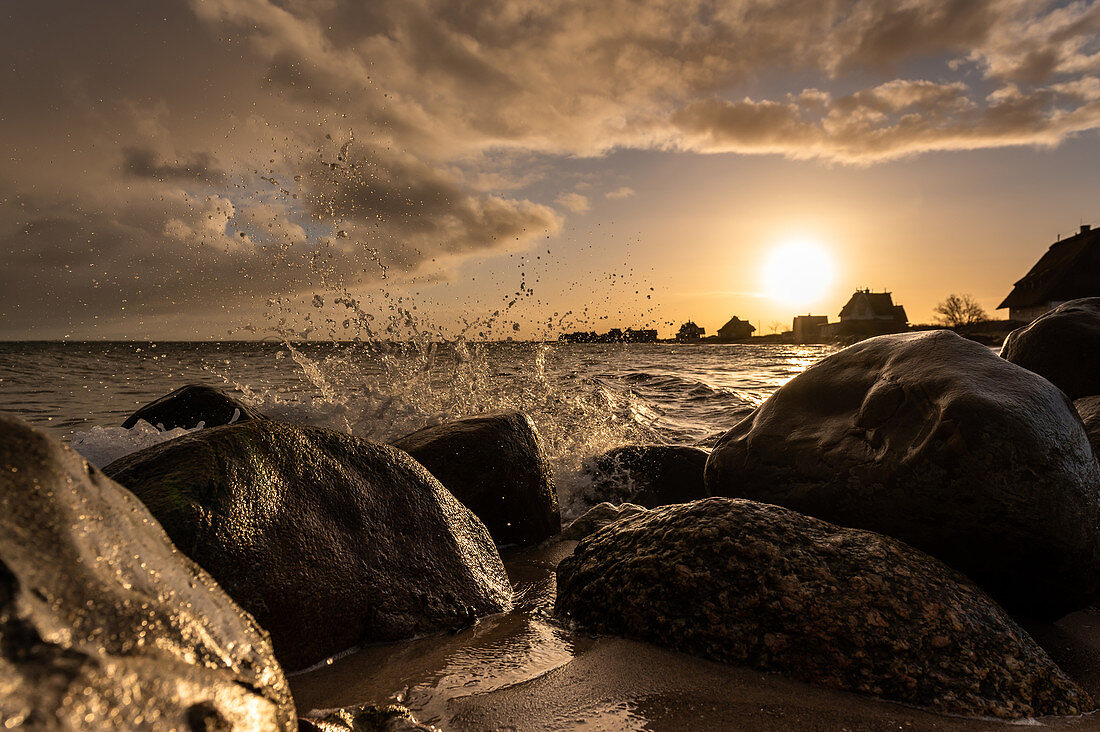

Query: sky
[[3, 0, 1100, 340]]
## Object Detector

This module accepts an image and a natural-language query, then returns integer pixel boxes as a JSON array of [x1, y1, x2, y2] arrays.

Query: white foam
[[70, 419, 198, 468]]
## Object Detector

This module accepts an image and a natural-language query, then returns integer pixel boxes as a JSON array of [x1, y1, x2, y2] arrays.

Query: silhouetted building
[[716, 316, 756, 341], [676, 321, 705, 341], [623, 328, 658, 342], [838, 289, 908, 336], [560, 328, 658, 343], [792, 314, 829, 343], [998, 224, 1100, 321], [560, 331, 599, 343]]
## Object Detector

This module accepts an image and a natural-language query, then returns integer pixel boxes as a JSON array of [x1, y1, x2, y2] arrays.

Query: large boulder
[[122, 383, 264, 430], [582, 445, 709, 508], [705, 330, 1100, 618], [104, 420, 513, 671], [0, 413, 295, 730], [392, 412, 560, 547], [555, 498, 1092, 719], [1001, 298, 1100, 399]]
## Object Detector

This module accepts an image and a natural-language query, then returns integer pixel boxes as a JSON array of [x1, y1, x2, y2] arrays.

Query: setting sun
[[761, 239, 836, 308]]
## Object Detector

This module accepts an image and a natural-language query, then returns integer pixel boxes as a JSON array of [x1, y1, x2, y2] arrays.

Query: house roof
[[718, 316, 755, 334], [839, 291, 902, 320], [998, 227, 1100, 309]]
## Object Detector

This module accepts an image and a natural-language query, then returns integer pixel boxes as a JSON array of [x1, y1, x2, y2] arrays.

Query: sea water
[[0, 339, 831, 519]]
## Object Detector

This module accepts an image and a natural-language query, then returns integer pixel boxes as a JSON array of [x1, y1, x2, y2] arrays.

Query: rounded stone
[[105, 420, 513, 671], [1001, 298, 1100, 399], [556, 498, 1092, 719], [705, 330, 1100, 618]]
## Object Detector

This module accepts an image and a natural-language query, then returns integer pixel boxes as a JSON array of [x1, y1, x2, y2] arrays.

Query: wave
[[65, 339, 826, 520]]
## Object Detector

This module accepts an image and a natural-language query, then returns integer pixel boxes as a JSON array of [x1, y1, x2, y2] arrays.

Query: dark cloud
[[122, 147, 226, 182]]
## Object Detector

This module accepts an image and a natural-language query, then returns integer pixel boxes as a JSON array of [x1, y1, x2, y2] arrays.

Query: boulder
[[560, 502, 647, 541], [392, 412, 560, 546], [583, 445, 709, 507], [0, 413, 295, 730], [104, 420, 512, 671], [555, 498, 1092, 719], [1075, 396, 1100, 460], [705, 330, 1100, 618], [122, 383, 264, 430], [1001, 298, 1100, 399]]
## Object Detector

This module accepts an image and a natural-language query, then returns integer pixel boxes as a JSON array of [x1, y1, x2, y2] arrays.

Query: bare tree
[[934, 294, 988, 327], [769, 320, 784, 334]]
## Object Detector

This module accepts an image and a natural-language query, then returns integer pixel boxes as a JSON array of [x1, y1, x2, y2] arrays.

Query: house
[[838, 289, 908, 336], [623, 328, 658, 342], [792, 314, 829, 343], [998, 224, 1100, 322], [676, 321, 705, 341], [716, 316, 756, 341]]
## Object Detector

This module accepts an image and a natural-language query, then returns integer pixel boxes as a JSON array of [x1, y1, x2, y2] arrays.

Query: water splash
[[204, 339, 660, 520], [71, 419, 200, 468]]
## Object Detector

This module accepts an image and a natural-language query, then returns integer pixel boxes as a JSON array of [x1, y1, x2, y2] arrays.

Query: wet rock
[[555, 498, 1092, 719], [0, 413, 295, 730], [560, 502, 647, 541], [1076, 396, 1100, 460], [583, 445, 709, 507], [1002, 298, 1100, 399], [298, 704, 432, 732], [122, 383, 264, 430], [705, 330, 1100, 619], [393, 411, 560, 547], [105, 420, 513, 671]]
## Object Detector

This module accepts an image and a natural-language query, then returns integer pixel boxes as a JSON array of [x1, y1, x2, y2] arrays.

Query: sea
[[0, 339, 832, 520]]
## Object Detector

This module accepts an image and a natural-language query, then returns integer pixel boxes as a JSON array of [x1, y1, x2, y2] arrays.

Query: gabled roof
[[718, 316, 755, 334], [998, 227, 1100, 309], [839, 291, 901, 320]]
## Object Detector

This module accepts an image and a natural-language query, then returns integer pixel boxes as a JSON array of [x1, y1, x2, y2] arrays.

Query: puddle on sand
[[288, 540, 588, 726]]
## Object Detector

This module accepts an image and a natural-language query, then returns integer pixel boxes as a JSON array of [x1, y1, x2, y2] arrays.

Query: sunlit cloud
[[605, 187, 636, 200], [556, 192, 591, 213]]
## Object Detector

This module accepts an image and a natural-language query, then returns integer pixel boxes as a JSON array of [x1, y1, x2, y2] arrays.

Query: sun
[[761, 238, 836, 307]]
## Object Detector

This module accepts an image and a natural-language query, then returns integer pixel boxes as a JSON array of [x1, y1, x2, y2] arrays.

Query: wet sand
[[290, 541, 1100, 731]]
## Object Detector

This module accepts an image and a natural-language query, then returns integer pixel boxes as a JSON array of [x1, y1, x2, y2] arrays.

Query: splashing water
[[70, 419, 201, 468], [200, 338, 666, 520], [44, 338, 831, 517]]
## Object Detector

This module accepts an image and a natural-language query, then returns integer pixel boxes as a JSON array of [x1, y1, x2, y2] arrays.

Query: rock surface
[[705, 330, 1100, 618], [583, 445, 709, 507], [1076, 396, 1100, 461], [555, 498, 1092, 719], [105, 420, 513, 671], [122, 383, 264, 430], [560, 502, 647, 541], [393, 411, 560, 546], [1002, 298, 1100, 399], [298, 704, 432, 731], [0, 413, 296, 730]]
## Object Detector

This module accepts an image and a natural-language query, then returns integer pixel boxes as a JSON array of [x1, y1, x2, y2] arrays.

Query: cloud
[[555, 192, 591, 213], [668, 79, 1100, 163], [303, 138, 562, 263], [5, 0, 1100, 335], [122, 147, 226, 183]]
